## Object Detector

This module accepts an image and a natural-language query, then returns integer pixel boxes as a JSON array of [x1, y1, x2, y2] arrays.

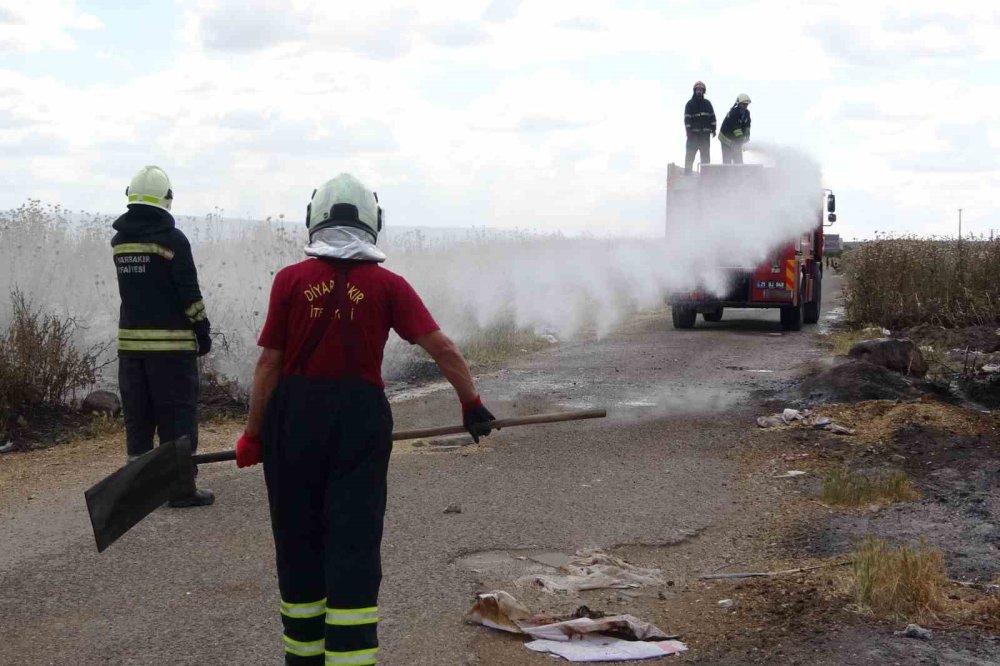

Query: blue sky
[[1, 0, 998, 239]]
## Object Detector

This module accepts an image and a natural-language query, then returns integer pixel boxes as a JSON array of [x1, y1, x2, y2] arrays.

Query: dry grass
[[458, 320, 552, 367], [825, 326, 888, 356], [0, 289, 110, 436], [815, 398, 996, 443], [852, 536, 947, 621], [822, 469, 920, 507], [843, 237, 1000, 328]]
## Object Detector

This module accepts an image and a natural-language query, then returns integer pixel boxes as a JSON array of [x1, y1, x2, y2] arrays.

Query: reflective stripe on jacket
[[111, 207, 209, 355]]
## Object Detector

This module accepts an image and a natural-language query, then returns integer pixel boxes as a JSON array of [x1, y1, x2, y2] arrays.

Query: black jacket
[[111, 206, 210, 355], [684, 96, 716, 135], [720, 105, 751, 145]]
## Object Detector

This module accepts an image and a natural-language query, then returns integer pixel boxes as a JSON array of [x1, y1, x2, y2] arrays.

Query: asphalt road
[[0, 277, 839, 665]]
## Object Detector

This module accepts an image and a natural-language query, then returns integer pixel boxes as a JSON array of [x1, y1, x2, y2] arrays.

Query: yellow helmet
[[126, 166, 173, 211], [736, 93, 751, 105]]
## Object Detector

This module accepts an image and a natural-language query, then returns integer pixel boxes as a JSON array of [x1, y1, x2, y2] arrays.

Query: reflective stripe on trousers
[[325, 648, 378, 665]]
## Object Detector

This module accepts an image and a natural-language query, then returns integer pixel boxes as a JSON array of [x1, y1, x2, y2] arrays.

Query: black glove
[[462, 396, 497, 444], [196, 333, 212, 356], [193, 320, 212, 357]]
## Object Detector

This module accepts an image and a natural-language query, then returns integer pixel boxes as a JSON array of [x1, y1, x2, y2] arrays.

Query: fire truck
[[665, 162, 836, 331]]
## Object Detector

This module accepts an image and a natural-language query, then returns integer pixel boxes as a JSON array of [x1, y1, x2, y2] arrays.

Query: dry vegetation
[[821, 469, 919, 507], [843, 236, 1000, 328], [0, 289, 108, 437], [852, 536, 948, 621]]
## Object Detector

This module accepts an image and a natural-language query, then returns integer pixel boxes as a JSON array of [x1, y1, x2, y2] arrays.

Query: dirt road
[[2, 279, 839, 665]]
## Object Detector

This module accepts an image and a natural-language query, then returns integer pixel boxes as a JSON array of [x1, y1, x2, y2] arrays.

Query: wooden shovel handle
[[191, 408, 607, 465]]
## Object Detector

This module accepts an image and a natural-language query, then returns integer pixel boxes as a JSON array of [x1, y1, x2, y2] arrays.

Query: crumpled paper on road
[[756, 408, 855, 435], [466, 592, 670, 640], [467, 591, 686, 662], [526, 636, 688, 662], [520, 551, 665, 593]]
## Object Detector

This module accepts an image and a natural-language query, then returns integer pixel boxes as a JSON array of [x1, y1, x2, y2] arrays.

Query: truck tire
[[803, 269, 822, 324], [703, 307, 724, 322], [672, 305, 696, 329], [780, 302, 803, 331]]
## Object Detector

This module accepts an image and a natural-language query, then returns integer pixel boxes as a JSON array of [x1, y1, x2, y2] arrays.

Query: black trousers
[[684, 134, 711, 172], [118, 355, 199, 457], [721, 141, 743, 165], [263, 375, 393, 666]]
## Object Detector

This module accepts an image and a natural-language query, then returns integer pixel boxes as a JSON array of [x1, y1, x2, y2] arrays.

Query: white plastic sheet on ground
[[525, 636, 688, 662]]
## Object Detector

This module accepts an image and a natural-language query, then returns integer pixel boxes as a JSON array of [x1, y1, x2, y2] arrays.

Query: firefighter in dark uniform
[[684, 80, 716, 173], [719, 93, 752, 165], [235, 173, 496, 665], [112, 165, 214, 507]]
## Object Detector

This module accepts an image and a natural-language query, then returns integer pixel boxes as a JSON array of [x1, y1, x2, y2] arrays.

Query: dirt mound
[[848, 338, 928, 377], [815, 398, 998, 444], [802, 361, 919, 404]]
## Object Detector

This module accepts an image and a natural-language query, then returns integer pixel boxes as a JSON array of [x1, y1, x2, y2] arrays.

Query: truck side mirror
[[827, 193, 836, 213], [828, 213, 837, 223]]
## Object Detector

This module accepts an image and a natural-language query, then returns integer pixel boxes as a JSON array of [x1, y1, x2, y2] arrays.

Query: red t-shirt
[[257, 258, 439, 388]]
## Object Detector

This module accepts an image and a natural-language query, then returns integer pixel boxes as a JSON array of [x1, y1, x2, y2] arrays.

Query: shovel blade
[[85, 437, 196, 552]]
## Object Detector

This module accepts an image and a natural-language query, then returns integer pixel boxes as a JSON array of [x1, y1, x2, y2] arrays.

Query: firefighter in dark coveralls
[[719, 93, 752, 165], [112, 165, 214, 507], [684, 80, 716, 172], [235, 173, 497, 665]]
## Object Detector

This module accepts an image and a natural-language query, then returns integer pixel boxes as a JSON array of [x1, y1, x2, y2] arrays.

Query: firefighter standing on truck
[[684, 80, 716, 173], [234, 173, 496, 665], [112, 165, 214, 507], [719, 93, 752, 164]]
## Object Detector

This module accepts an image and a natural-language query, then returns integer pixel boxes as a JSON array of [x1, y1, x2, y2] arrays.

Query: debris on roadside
[[520, 551, 664, 593], [894, 623, 933, 640], [467, 591, 686, 662], [443, 503, 462, 514], [755, 408, 855, 435], [0, 441, 15, 454], [717, 599, 735, 608], [773, 471, 807, 479]]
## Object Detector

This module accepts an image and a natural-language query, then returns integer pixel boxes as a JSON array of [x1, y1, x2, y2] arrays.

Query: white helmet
[[736, 93, 751, 105], [307, 173, 383, 240], [126, 166, 173, 211]]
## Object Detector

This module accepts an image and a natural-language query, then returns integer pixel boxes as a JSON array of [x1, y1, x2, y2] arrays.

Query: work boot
[[168, 487, 215, 508]]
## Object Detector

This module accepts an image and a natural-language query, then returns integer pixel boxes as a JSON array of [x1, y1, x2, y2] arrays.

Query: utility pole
[[958, 208, 962, 240]]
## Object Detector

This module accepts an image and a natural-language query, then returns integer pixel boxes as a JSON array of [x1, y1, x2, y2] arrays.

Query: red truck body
[[665, 163, 835, 331]]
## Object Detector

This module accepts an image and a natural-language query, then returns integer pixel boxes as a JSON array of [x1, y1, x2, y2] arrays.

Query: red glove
[[236, 432, 262, 468]]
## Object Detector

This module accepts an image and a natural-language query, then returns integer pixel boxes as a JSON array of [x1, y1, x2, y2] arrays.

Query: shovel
[[85, 408, 606, 552]]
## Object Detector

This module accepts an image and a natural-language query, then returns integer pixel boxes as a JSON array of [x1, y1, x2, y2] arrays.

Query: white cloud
[[0, 0, 101, 52], [0, 1, 997, 239]]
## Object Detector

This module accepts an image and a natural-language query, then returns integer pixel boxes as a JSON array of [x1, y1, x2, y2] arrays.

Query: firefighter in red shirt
[[235, 174, 496, 665]]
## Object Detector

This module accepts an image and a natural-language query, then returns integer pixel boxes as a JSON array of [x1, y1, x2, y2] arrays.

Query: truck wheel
[[703, 307, 724, 322], [672, 305, 696, 329], [803, 272, 822, 324], [780, 303, 803, 331]]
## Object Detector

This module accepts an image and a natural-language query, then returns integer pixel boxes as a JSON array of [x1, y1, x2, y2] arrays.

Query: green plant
[[852, 536, 947, 620], [821, 469, 919, 506]]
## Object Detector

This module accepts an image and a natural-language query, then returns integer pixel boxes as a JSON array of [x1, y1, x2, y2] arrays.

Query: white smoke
[[0, 144, 825, 388]]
